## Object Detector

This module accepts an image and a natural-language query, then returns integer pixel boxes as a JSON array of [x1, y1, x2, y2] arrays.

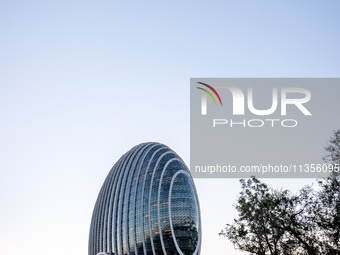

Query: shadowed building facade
[[89, 142, 201, 255]]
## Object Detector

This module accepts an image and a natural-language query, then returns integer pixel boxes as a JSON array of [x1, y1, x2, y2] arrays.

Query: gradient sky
[[1, 1, 339, 255]]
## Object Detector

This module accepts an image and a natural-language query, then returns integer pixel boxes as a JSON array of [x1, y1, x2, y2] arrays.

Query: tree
[[219, 177, 318, 255], [314, 130, 340, 253], [323, 130, 340, 167], [219, 177, 283, 254], [220, 130, 340, 254], [314, 176, 340, 254]]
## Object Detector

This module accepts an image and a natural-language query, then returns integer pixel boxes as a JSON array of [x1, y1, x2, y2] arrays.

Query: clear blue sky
[[1, 1, 339, 254]]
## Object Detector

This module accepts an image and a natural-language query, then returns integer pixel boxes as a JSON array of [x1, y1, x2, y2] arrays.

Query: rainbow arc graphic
[[196, 82, 222, 106]]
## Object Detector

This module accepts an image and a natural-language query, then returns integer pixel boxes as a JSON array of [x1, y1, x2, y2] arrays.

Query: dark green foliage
[[323, 130, 340, 167], [315, 177, 340, 253], [220, 130, 340, 255]]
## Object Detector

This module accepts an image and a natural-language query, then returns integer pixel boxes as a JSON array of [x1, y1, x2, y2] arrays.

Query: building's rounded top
[[89, 142, 201, 255]]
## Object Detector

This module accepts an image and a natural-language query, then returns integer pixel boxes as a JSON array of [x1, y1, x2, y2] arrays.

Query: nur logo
[[196, 82, 312, 116]]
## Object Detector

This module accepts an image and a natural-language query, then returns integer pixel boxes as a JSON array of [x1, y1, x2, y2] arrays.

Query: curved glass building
[[89, 142, 201, 255]]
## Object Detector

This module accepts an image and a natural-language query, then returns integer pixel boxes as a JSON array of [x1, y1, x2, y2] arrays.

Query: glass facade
[[89, 142, 201, 255]]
